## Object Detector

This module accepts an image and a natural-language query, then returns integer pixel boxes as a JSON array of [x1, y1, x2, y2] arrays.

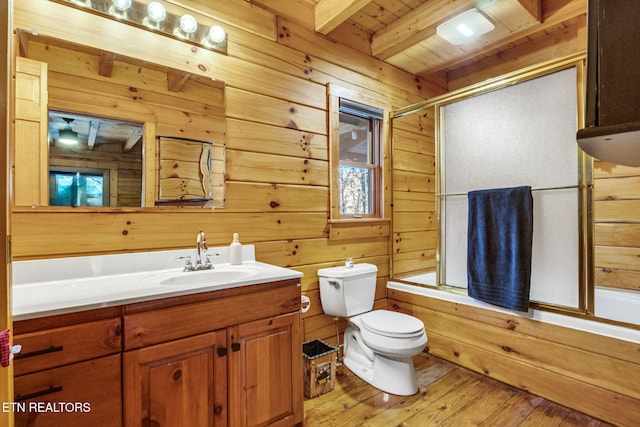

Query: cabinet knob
[[231, 342, 240, 352], [216, 347, 227, 357], [214, 404, 223, 416]]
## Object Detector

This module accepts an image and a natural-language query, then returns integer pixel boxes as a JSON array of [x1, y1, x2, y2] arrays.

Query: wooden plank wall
[[388, 288, 640, 426], [10, 0, 442, 351], [391, 109, 437, 278], [593, 161, 640, 292], [1, 1, 13, 425]]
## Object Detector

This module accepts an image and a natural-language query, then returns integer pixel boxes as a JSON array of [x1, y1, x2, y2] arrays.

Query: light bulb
[[179, 14, 198, 34], [207, 25, 226, 44], [112, 0, 132, 11], [147, 2, 166, 23]]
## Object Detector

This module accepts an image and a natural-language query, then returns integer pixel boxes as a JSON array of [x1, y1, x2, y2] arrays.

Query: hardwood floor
[[303, 352, 615, 426]]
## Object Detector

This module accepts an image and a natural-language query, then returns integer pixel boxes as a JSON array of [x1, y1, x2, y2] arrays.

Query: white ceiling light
[[436, 9, 495, 45]]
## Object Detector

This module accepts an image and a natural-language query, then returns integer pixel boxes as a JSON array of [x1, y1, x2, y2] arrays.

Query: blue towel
[[467, 186, 533, 312]]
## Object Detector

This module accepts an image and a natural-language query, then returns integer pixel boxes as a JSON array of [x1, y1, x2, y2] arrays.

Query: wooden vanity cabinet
[[124, 330, 228, 427], [228, 312, 303, 427], [123, 279, 303, 427], [12, 313, 123, 427]]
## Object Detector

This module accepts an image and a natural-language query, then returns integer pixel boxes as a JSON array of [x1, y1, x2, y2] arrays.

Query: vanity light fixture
[[143, 1, 167, 29], [203, 25, 226, 46], [109, 0, 132, 18], [436, 8, 495, 45], [174, 14, 198, 39], [54, 0, 228, 55], [69, 0, 91, 7]]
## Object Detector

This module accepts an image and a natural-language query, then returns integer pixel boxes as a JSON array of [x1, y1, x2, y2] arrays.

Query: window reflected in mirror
[[49, 168, 109, 207], [48, 111, 144, 207]]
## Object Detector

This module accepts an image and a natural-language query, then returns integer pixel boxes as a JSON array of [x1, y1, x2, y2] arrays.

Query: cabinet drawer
[[14, 318, 121, 376], [124, 283, 300, 349], [14, 354, 122, 427]]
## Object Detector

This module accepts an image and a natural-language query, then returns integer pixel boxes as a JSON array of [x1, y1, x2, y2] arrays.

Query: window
[[328, 84, 391, 240], [49, 167, 110, 207], [338, 99, 383, 218]]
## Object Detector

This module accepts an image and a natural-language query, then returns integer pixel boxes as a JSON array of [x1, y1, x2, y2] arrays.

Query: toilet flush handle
[[328, 280, 340, 289]]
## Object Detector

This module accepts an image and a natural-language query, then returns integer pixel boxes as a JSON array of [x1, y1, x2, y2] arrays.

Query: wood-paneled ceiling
[[304, 0, 585, 80]]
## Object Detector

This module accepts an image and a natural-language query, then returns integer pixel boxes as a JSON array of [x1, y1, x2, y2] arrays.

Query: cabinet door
[[595, 0, 640, 126], [124, 330, 227, 427], [14, 57, 49, 206], [14, 354, 122, 427], [229, 312, 303, 427]]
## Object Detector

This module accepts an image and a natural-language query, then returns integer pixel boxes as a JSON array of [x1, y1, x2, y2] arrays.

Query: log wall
[[10, 0, 441, 351], [9, 1, 640, 424], [389, 288, 640, 426], [593, 161, 640, 292], [391, 109, 437, 278]]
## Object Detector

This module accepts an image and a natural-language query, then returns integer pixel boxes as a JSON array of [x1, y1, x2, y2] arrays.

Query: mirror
[[14, 30, 226, 208], [48, 111, 143, 207], [156, 137, 225, 207]]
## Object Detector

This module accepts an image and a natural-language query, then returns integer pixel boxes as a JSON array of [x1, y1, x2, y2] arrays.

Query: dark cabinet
[[578, 0, 640, 166], [585, 0, 640, 127]]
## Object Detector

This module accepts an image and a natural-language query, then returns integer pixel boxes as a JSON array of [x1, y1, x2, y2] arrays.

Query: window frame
[[337, 100, 382, 219], [327, 84, 392, 240]]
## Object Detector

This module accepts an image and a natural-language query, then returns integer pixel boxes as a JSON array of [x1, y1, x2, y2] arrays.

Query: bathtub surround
[[467, 186, 534, 312], [388, 282, 640, 426]]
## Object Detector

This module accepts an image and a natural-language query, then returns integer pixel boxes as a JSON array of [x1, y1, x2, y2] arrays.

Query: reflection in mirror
[[157, 137, 225, 208], [48, 111, 143, 207], [14, 30, 227, 209]]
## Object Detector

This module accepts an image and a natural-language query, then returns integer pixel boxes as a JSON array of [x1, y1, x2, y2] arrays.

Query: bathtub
[[388, 279, 640, 344], [594, 287, 640, 326]]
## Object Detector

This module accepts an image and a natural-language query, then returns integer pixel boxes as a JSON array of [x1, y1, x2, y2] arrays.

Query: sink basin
[[146, 265, 263, 286]]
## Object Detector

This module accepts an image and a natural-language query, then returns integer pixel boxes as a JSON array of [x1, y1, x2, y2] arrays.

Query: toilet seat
[[360, 310, 425, 338]]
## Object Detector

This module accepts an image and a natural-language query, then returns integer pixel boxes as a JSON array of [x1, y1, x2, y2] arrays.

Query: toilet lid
[[360, 310, 425, 338]]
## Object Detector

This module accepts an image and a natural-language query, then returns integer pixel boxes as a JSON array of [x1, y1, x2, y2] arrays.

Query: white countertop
[[12, 245, 303, 321]]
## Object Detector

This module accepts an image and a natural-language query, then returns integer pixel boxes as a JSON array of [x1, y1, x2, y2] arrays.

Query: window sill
[[328, 218, 390, 240]]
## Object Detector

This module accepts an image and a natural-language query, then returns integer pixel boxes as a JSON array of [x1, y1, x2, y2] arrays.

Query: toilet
[[317, 263, 427, 395]]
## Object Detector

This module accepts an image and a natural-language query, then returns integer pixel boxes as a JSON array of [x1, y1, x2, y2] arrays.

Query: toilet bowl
[[344, 309, 427, 395], [317, 263, 428, 395]]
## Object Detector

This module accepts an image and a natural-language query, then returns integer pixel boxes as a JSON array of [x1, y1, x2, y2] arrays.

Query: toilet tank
[[317, 263, 378, 317]]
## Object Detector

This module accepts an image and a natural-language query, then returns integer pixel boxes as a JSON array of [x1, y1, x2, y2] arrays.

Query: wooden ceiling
[[303, 0, 585, 80]]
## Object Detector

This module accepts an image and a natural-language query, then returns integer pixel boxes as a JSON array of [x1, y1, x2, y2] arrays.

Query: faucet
[[195, 230, 212, 270], [177, 231, 214, 271]]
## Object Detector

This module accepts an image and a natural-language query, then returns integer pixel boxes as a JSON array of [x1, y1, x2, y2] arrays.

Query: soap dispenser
[[229, 233, 242, 265]]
